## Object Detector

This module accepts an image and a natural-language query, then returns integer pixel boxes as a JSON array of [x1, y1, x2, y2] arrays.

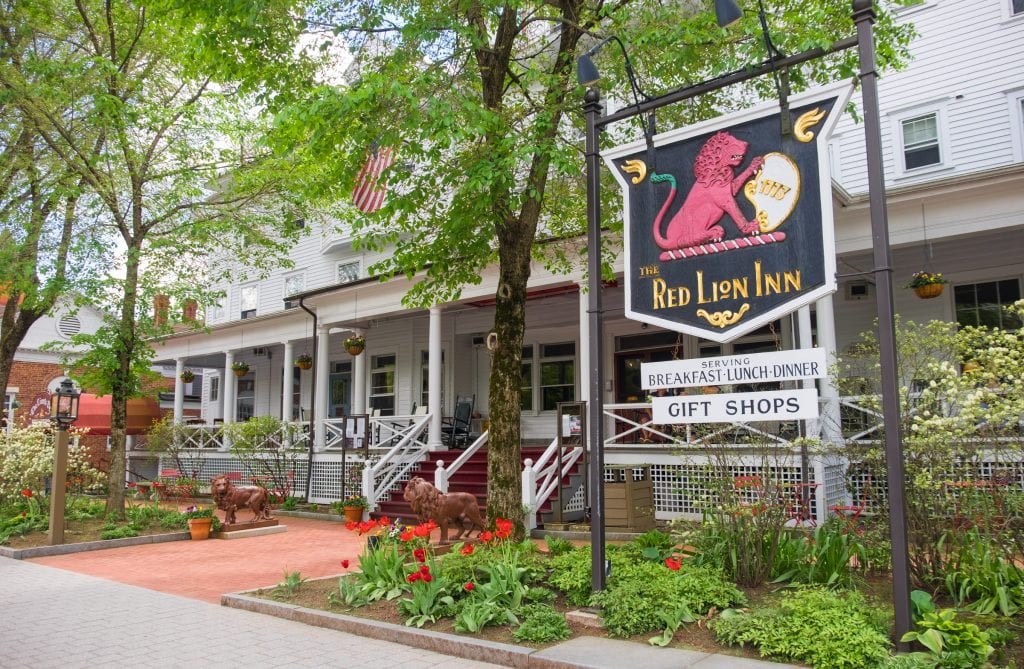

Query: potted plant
[[907, 270, 948, 299], [341, 494, 368, 522], [231, 361, 250, 377], [180, 369, 195, 383], [295, 353, 313, 370], [183, 505, 221, 540], [343, 335, 365, 356]]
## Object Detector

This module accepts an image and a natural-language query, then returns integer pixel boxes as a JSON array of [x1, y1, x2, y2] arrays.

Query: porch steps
[[371, 446, 551, 523]]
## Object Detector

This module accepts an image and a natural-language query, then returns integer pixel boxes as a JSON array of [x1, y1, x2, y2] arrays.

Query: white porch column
[[815, 295, 843, 445], [315, 325, 331, 449], [223, 350, 236, 425], [282, 340, 294, 420], [428, 306, 444, 450], [797, 306, 820, 437], [577, 283, 590, 403], [353, 330, 367, 414], [173, 358, 185, 422]]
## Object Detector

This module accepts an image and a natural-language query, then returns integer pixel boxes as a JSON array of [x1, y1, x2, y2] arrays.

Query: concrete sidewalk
[[0, 558, 497, 669]]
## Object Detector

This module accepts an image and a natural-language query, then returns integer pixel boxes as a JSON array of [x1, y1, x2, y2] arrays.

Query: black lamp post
[[48, 378, 80, 545], [579, 0, 910, 646]]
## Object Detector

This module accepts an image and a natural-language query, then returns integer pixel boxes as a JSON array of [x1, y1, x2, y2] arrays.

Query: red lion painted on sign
[[649, 131, 764, 253]]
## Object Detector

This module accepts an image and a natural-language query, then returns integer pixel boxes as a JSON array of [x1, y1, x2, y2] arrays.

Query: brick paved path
[[0, 558, 501, 669]]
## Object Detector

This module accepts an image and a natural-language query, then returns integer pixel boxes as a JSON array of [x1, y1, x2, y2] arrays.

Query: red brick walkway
[[29, 514, 370, 603]]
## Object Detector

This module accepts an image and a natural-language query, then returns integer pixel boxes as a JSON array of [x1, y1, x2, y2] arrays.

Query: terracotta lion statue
[[211, 474, 273, 525], [650, 131, 764, 255], [403, 476, 485, 544]]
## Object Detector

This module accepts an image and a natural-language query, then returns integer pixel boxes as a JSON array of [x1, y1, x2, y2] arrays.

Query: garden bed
[[242, 572, 764, 660]]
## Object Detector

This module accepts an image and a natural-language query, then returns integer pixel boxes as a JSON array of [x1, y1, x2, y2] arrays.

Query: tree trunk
[[0, 302, 39, 410], [106, 238, 142, 519]]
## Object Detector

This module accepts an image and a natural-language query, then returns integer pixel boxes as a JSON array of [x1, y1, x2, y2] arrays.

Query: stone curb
[[221, 592, 577, 669], [0, 531, 190, 560]]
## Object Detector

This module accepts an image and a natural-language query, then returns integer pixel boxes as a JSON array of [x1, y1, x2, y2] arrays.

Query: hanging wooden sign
[[605, 83, 851, 343]]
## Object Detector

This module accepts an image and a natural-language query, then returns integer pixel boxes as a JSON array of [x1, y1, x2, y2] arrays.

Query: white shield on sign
[[743, 152, 801, 233]]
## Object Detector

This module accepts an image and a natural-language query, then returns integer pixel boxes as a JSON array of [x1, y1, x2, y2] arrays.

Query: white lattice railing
[[176, 425, 225, 449], [363, 413, 432, 511], [522, 438, 585, 530], [434, 431, 489, 493], [603, 402, 799, 447]]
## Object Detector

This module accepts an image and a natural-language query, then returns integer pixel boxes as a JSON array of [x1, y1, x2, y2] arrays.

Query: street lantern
[[49, 378, 80, 427], [48, 378, 80, 545]]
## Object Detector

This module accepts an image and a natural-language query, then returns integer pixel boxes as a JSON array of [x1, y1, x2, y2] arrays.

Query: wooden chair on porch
[[442, 396, 474, 449]]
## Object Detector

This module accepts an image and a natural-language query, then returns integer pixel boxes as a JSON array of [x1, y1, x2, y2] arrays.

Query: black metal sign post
[[582, 0, 910, 644]]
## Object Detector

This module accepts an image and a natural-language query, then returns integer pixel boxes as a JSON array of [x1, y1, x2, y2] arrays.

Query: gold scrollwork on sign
[[696, 304, 751, 328], [621, 159, 647, 184], [794, 108, 828, 142]]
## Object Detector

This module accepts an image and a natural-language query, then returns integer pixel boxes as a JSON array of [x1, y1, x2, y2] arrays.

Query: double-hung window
[[900, 112, 941, 170], [955, 279, 1022, 329], [240, 284, 258, 319], [539, 342, 576, 411]]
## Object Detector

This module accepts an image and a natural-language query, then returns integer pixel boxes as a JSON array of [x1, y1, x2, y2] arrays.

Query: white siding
[[833, 0, 1024, 195]]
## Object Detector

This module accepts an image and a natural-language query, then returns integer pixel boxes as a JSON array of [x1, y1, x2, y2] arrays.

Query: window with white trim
[[209, 376, 219, 402], [419, 350, 444, 410], [208, 290, 227, 323], [520, 346, 534, 412], [1013, 0, 1023, 15], [1009, 91, 1024, 163], [283, 273, 305, 299], [240, 284, 258, 319], [900, 112, 941, 170], [539, 342, 575, 411], [955, 279, 1022, 329], [337, 260, 360, 285], [3, 392, 16, 433], [370, 354, 396, 416]]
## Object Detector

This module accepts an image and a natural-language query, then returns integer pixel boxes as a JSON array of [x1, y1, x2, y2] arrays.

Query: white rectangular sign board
[[651, 388, 820, 424], [641, 348, 827, 390]]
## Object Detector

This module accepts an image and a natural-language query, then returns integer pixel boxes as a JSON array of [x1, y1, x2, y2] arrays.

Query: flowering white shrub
[[0, 424, 107, 504]]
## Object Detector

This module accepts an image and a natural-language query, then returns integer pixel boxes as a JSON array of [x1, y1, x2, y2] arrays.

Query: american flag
[[351, 145, 394, 214]]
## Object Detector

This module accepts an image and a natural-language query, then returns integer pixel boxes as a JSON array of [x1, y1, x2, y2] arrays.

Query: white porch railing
[[603, 402, 798, 447], [522, 438, 585, 530], [176, 424, 226, 450], [433, 431, 489, 493], [362, 413, 432, 511]]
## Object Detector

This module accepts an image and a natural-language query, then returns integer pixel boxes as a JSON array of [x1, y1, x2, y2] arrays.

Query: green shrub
[[523, 586, 556, 603], [901, 609, 993, 666], [543, 535, 575, 557], [943, 531, 1024, 616], [100, 525, 140, 540], [513, 606, 570, 643], [591, 561, 744, 638], [547, 545, 596, 606], [453, 599, 515, 633], [712, 587, 891, 669], [774, 519, 866, 589], [618, 529, 676, 563]]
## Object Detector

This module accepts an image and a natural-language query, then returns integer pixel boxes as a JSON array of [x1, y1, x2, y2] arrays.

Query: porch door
[[329, 361, 352, 418], [614, 348, 677, 403]]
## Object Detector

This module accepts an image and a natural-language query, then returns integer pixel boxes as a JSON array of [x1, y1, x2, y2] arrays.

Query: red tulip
[[340, 559, 350, 569], [464, 582, 475, 592]]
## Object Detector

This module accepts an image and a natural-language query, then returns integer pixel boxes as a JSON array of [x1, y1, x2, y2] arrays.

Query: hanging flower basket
[[295, 354, 313, 370], [906, 271, 948, 300], [180, 369, 195, 383], [344, 335, 365, 356], [913, 283, 945, 299], [231, 361, 250, 377]]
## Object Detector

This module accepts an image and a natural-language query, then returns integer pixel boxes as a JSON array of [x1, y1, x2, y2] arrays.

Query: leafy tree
[[0, 3, 107, 399], [0, 0, 316, 517], [291, 0, 914, 530]]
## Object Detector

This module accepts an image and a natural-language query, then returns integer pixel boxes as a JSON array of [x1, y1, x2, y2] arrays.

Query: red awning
[[71, 394, 163, 436]]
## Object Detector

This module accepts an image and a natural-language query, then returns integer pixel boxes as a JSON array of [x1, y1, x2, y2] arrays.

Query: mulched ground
[[3, 517, 181, 549]]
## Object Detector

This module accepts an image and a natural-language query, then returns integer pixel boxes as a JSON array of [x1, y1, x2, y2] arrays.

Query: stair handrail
[[363, 413, 431, 511], [522, 438, 584, 530], [434, 430, 488, 493]]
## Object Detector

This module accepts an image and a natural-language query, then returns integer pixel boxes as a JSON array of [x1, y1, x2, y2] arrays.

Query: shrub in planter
[[513, 605, 570, 643]]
